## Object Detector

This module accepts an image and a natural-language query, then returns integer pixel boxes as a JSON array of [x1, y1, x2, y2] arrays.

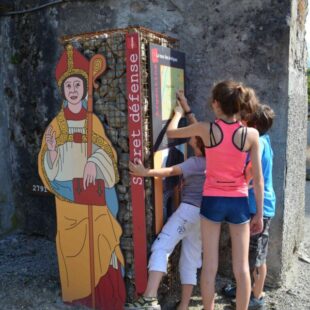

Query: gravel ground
[[1, 184, 310, 310]]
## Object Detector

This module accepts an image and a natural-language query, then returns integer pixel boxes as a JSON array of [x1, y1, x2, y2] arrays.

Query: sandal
[[222, 283, 237, 298], [124, 296, 161, 310]]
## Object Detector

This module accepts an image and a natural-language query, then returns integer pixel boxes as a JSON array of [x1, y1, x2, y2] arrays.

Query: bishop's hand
[[83, 162, 97, 190], [46, 126, 57, 152]]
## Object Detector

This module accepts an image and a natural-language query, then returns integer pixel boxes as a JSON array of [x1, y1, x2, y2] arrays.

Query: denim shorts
[[200, 196, 250, 224]]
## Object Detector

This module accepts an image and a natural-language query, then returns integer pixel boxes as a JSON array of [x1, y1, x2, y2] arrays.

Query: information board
[[149, 44, 187, 152], [149, 44, 187, 233]]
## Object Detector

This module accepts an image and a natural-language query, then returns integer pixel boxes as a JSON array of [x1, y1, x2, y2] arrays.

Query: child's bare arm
[[166, 105, 206, 140], [176, 90, 198, 124], [129, 160, 182, 178], [249, 128, 264, 235]]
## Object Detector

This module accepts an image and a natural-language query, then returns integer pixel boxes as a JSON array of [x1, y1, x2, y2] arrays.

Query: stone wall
[[0, 0, 307, 287], [282, 0, 308, 284], [0, 18, 14, 234]]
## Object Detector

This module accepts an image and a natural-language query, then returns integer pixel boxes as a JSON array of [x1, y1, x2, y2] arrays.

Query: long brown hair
[[195, 136, 205, 156], [239, 87, 260, 122], [212, 81, 259, 118]]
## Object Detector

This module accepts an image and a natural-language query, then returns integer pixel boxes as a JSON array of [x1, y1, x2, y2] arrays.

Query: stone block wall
[[0, 19, 14, 234], [281, 0, 308, 284], [0, 0, 307, 287]]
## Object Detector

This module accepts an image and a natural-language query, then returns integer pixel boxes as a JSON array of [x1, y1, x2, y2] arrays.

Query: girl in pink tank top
[[203, 119, 248, 197], [167, 81, 263, 310]]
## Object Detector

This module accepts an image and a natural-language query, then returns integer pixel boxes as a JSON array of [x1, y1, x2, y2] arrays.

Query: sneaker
[[124, 296, 161, 310], [248, 295, 265, 309], [222, 284, 237, 298]]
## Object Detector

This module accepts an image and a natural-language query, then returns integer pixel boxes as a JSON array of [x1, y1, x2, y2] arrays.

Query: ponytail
[[239, 87, 260, 122], [212, 81, 246, 116], [212, 81, 260, 118]]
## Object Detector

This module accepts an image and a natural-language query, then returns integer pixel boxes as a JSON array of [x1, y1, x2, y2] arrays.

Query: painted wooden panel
[[38, 44, 126, 310]]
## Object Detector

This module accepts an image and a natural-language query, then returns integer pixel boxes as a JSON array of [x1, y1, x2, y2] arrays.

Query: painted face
[[64, 76, 84, 105]]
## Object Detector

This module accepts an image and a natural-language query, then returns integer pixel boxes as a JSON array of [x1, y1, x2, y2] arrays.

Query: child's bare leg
[[177, 284, 194, 310], [252, 263, 267, 299], [200, 218, 221, 310], [230, 222, 251, 310], [143, 271, 164, 297]]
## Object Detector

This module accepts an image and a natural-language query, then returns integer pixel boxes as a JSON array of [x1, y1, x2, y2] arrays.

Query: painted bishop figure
[[38, 44, 126, 309]]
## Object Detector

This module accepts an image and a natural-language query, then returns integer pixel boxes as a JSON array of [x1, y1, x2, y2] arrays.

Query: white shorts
[[148, 202, 202, 285]]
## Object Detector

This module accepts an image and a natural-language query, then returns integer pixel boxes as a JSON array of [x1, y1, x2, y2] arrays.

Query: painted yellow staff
[[88, 53, 106, 308]]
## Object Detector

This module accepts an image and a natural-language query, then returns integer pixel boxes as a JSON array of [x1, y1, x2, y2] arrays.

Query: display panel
[[149, 44, 187, 152], [149, 44, 187, 233]]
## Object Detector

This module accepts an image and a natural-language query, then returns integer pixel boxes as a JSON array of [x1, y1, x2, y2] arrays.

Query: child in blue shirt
[[223, 104, 276, 309], [247, 104, 276, 308]]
